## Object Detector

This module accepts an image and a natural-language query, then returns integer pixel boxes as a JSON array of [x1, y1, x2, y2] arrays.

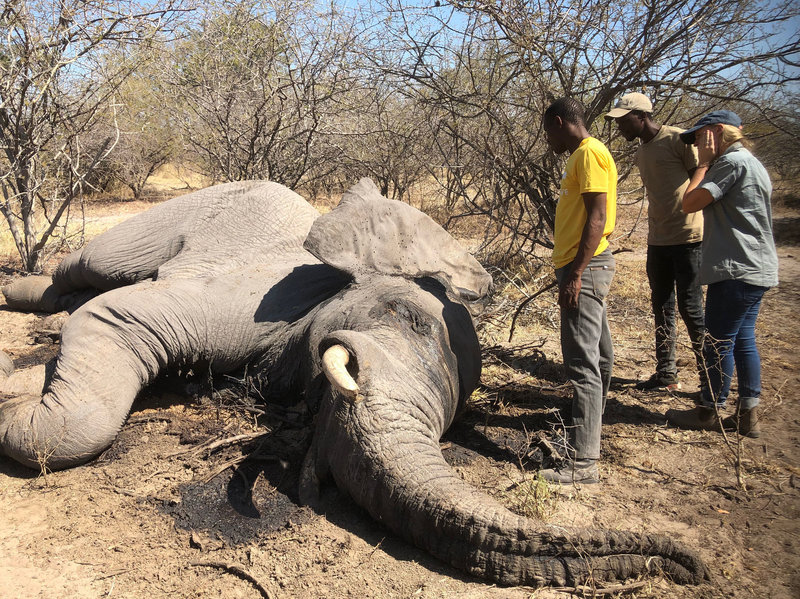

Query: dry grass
[[502, 473, 560, 521], [147, 164, 211, 193]]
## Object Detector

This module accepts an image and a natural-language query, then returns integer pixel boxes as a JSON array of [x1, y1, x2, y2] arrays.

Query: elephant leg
[[0, 364, 48, 397], [0, 275, 278, 470]]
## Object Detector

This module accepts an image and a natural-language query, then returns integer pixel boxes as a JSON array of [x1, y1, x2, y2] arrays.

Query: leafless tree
[[105, 58, 179, 200], [0, 0, 191, 272], [365, 0, 800, 266], [744, 97, 800, 184], [168, 0, 361, 189], [330, 85, 430, 203]]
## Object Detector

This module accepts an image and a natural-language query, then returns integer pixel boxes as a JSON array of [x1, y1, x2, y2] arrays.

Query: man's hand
[[559, 272, 582, 310], [558, 192, 605, 311]]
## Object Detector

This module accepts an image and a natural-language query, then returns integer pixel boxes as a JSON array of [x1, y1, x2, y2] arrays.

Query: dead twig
[[200, 454, 249, 484], [654, 429, 711, 445], [126, 415, 173, 426], [103, 485, 145, 498], [98, 469, 147, 498], [189, 561, 276, 599], [94, 569, 130, 581], [361, 537, 385, 565], [508, 280, 558, 342], [167, 431, 264, 458], [196, 432, 264, 455]]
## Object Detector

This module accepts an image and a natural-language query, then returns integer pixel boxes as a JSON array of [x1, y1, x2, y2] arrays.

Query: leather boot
[[722, 406, 761, 439], [538, 459, 599, 485], [665, 406, 722, 432]]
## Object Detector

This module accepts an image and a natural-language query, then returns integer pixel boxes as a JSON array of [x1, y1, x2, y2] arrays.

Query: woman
[[665, 110, 778, 438]]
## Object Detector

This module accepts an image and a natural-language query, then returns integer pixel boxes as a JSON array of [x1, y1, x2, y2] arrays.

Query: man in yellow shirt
[[540, 97, 617, 484]]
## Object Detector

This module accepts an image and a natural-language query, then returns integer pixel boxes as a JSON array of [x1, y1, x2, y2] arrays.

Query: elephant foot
[[0, 364, 48, 397]]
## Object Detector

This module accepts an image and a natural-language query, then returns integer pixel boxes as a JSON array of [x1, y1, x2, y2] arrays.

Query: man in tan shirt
[[606, 93, 706, 393]]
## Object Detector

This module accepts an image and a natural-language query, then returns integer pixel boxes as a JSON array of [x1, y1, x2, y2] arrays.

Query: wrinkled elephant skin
[[0, 179, 708, 588]]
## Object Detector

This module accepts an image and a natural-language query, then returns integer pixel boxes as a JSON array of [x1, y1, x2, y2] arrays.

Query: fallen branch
[[126, 415, 173, 426], [195, 432, 264, 455], [168, 431, 264, 458], [200, 454, 249, 484], [189, 561, 276, 599], [508, 280, 558, 342]]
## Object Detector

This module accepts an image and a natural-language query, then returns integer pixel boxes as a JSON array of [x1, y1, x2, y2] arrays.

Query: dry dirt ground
[[0, 194, 798, 599]]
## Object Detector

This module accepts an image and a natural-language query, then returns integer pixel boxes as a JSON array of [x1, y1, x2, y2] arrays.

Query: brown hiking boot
[[722, 406, 761, 438], [665, 406, 722, 432]]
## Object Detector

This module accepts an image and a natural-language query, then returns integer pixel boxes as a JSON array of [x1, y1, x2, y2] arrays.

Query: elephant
[[0, 179, 709, 588]]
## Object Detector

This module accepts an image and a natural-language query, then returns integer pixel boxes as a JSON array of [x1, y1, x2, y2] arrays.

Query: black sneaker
[[635, 373, 682, 392]]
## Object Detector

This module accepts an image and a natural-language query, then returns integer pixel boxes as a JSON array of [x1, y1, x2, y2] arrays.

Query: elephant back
[[53, 181, 320, 292]]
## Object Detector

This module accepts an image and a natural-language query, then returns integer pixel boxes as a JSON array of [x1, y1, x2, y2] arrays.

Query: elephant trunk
[[313, 403, 707, 586], [307, 324, 708, 587]]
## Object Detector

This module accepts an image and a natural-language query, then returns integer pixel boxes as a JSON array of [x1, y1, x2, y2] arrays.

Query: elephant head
[[0, 179, 708, 588]]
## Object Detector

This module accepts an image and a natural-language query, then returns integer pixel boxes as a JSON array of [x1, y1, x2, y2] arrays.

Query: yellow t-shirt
[[552, 137, 617, 269]]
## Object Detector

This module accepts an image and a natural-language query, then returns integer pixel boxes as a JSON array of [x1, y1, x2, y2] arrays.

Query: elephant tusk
[[322, 345, 361, 402]]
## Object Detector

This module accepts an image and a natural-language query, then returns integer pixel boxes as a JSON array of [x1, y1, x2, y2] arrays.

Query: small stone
[[189, 531, 206, 550]]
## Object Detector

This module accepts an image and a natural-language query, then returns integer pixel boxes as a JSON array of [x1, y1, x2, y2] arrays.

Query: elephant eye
[[454, 286, 480, 302], [384, 299, 434, 336]]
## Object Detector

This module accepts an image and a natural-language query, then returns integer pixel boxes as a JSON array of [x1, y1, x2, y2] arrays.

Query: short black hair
[[543, 97, 586, 127]]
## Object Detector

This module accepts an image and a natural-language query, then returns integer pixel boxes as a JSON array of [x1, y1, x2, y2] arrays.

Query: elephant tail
[[305, 391, 709, 588]]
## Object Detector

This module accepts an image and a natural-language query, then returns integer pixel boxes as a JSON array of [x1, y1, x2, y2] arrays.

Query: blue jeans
[[701, 279, 768, 409], [556, 250, 615, 460], [646, 243, 705, 383]]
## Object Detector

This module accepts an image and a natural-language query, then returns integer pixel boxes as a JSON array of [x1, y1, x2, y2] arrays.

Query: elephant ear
[[303, 178, 493, 302]]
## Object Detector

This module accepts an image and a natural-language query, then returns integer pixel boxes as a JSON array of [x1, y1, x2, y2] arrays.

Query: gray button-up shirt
[[698, 142, 778, 287]]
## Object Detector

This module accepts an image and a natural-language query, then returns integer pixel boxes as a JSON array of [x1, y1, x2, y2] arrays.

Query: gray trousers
[[556, 249, 615, 460]]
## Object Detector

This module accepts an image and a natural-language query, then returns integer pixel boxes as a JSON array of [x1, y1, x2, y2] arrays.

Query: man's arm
[[559, 192, 606, 310]]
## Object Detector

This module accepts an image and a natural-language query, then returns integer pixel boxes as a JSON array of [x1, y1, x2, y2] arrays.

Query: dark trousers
[[646, 243, 705, 384]]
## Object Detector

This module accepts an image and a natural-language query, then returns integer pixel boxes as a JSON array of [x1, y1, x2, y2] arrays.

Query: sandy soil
[[0, 197, 798, 599]]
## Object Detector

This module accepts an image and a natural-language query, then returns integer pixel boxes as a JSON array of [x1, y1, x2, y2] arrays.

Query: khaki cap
[[604, 93, 653, 119]]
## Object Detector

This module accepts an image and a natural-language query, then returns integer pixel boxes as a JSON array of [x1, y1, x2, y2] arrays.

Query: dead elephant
[[0, 179, 708, 588]]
